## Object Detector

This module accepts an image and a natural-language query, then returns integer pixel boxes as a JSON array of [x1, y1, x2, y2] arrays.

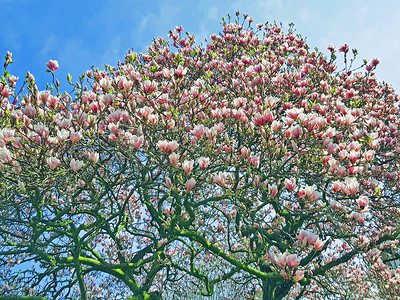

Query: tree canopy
[[1, 13, 400, 300]]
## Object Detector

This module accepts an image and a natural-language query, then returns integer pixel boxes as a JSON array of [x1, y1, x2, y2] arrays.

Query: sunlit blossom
[[70, 159, 83, 172], [46, 157, 61, 170], [46, 59, 59, 71]]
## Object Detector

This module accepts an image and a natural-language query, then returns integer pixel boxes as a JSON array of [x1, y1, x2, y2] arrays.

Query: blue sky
[[1, 0, 399, 93]]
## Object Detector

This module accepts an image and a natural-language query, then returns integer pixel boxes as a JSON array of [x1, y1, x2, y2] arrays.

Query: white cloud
[[40, 35, 58, 59], [207, 6, 219, 20], [139, 15, 150, 34]]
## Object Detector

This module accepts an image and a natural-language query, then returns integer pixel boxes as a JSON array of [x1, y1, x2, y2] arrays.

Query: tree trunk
[[127, 291, 162, 300], [262, 279, 294, 300]]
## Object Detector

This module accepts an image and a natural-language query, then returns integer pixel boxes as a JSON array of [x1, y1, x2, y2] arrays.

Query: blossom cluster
[[0, 13, 399, 299]]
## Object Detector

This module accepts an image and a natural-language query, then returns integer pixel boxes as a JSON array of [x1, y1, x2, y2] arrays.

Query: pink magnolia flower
[[357, 195, 369, 211], [281, 270, 288, 279], [214, 171, 227, 187], [89, 152, 99, 164], [327, 44, 335, 51], [143, 80, 157, 93], [46, 60, 59, 71], [338, 150, 348, 161], [325, 127, 337, 138], [364, 150, 375, 161], [344, 88, 358, 100], [157, 93, 169, 107], [338, 44, 349, 53], [118, 77, 133, 92], [371, 58, 381, 66], [58, 119, 71, 129], [130, 135, 144, 150], [252, 155, 260, 167], [0, 147, 12, 163], [190, 86, 199, 98], [175, 65, 187, 77], [148, 114, 158, 125], [139, 106, 153, 119], [46, 157, 61, 170], [198, 157, 210, 168], [214, 122, 225, 134], [102, 94, 115, 106], [167, 120, 175, 129], [253, 175, 261, 188], [351, 212, 366, 224], [108, 123, 121, 135], [253, 113, 267, 126], [327, 143, 339, 154], [286, 254, 300, 268], [8, 75, 18, 88], [262, 109, 275, 123], [282, 117, 294, 126], [269, 251, 289, 269], [348, 150, 360, 163], [164, 206, 171, 215], [99, 77, 112, 90], [163, 68, 174, 79], [169, 152, 180, 165], [157, 140, 179, 152], [297, 230, 308, 244], [185, 178, 196, 192], [286, 107, 304, 119], [294, 270, 304, 282], [167, 141, 179, 152], [314, 239, 326, 251], [345, 114, 355, 126], [337, 165, 347, 177], [306, 233, 318, 245], [348, 166, 362, 175], [0, 128, 15, 143], [240, 147, 250, 158], [70, 159, 83, 172], [70, 131, 82, 144], [23, 106, 36, 117], [57, 129, 70, 142], [165, 176, 173, 189], [191, 124, 205, 139], [297, 230, 318, 247], [265, 96, 277, 107], [269, 184, 278, 198], [290, 125, 303, 138], [269, 251, 280, 268], [343, 178, 359, 195], [28, 131, 40, 143], [271, 120, 282, 131], [331, 180, 342, 192], [34, 124, 49, 139], [157, 140, 169, 152], [11, 138, 21, 149], [330, 200, 343, 210], [27, 71, 35, 83], [285, 177, 296, 192], [304, 185, 321, 202], [182, 160, 194, 174], [3, 51, 12, 70]]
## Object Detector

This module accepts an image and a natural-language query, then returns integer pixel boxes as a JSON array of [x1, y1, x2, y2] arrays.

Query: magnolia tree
[[1, 12, 400, 300]]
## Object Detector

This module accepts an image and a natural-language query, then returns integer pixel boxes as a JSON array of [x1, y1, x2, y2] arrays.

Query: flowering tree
[[1, 12, 400, 300]]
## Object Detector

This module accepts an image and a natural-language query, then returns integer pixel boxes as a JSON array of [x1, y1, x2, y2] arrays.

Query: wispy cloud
[[40, 35, 58, 59], [207, 6, 219, 20]]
